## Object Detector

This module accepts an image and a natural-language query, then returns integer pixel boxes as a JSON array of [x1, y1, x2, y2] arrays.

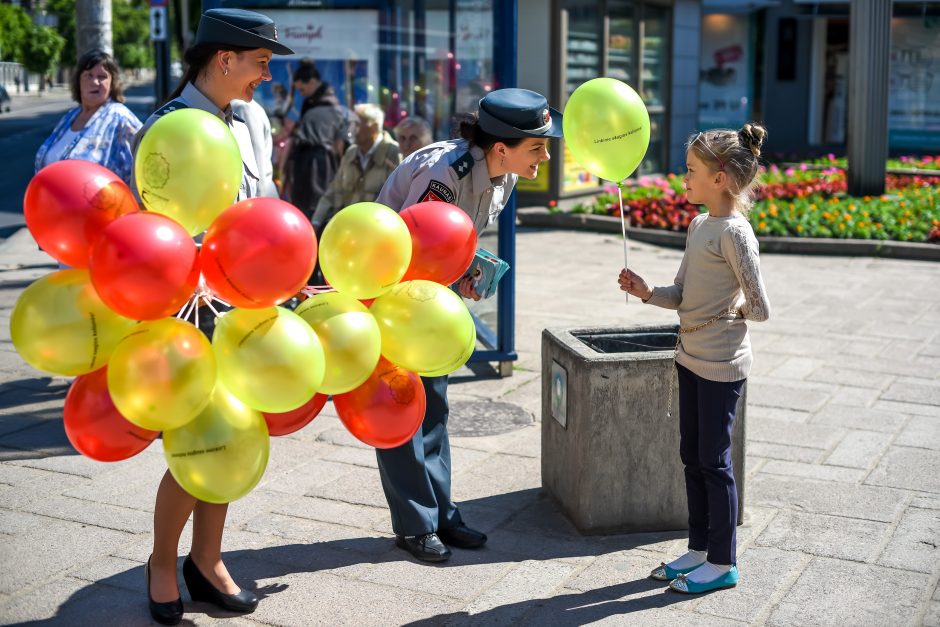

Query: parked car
[[0, 86, 11, 113]]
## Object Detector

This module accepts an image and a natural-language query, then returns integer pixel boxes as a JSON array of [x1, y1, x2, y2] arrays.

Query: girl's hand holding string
[[618, 268, 653, 301]]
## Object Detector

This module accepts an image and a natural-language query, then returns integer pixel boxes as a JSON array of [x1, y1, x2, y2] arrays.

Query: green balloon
[[562, 78, 651, 183], [163, 385, 269, 504], [135, 108, 243, 236]]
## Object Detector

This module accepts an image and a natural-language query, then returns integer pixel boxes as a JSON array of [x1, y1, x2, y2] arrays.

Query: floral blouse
[[34, 99, 142, 184]]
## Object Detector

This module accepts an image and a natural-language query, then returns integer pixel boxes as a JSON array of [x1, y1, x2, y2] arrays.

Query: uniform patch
[[450, 151, 474, 179], [419, 180, 455, 204]]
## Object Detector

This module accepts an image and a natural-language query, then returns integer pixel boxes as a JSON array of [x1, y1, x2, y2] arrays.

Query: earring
[[223, 68, 229, 76]]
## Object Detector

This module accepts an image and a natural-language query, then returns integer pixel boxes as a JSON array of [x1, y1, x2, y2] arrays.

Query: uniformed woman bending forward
[[134, 9, 294, 625], [375, 88, 564, 562]]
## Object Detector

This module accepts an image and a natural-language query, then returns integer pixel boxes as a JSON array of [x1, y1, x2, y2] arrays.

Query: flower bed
[[565, 161, 940, 243]]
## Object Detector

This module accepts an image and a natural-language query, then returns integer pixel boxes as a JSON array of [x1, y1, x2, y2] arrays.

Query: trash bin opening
[[573, 330, 678, 354]]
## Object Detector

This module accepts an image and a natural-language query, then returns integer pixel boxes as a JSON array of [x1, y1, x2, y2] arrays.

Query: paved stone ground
[[0, 226, 938, 626]]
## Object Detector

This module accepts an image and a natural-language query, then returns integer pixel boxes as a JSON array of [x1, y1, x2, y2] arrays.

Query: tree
[[114, 0, 153, 69], [46, 0, 78, 68], [0, 4, 32, 62], [21, 25, 66, 90]]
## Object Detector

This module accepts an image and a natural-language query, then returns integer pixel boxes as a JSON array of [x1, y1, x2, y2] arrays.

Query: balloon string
[[202, 297, 225, 318], [618, 182, 629, 305]]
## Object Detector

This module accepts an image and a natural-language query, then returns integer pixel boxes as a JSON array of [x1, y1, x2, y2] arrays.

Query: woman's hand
[[456, 276, 482, 301], [618, 268, 652, 300]]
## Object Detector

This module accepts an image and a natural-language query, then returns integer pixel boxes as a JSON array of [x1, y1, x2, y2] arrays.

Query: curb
[[516, 207, 940, 262]]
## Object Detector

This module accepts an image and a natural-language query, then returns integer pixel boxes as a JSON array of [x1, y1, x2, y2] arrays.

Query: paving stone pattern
[[0, 227, 938, 626]]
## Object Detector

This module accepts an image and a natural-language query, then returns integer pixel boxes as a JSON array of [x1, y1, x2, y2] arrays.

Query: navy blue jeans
[[676, 363, 744, 566], [375, 375, 462, 536]]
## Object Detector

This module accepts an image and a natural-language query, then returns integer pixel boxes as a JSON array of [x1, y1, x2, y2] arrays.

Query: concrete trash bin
[[541, 324, 746, 535]]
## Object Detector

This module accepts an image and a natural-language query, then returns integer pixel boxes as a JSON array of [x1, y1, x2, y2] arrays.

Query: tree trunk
[[75, 0, 113, 58]]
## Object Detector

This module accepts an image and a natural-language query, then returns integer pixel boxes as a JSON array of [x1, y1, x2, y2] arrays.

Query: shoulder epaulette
[[450, 151, 474, 180], [153, 100, 189, 118]]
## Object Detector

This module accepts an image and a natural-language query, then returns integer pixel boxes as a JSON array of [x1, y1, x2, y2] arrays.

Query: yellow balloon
[[134, 108, 242, 236], [563, 77, 651, 182], [163, 385, 269, 504], [419, 323, 477, 377], [107, 317, 217, 431], [371, 280, 475, 375], [212, 307, 326, 413], [295, 292, 381, 394], [318, 202, 412, 299], [10, 269, 136, 376]]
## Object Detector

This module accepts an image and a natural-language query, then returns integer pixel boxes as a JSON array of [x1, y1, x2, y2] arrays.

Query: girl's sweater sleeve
[[721, 223, 771, 322], [644, 217, 698, 310]]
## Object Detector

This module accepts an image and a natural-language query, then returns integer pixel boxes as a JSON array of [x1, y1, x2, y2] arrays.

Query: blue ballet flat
[[649, 561, 701, 581], [668, 565, 739, 594]]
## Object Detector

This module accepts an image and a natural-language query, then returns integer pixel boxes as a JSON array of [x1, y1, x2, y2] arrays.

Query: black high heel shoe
[[145, 555, 183, 625], [182, 554, 259, 613]]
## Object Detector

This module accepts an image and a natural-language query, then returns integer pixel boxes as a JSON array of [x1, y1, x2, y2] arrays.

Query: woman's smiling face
[[502, 138, 551, 179], [226, 48, 273, 102]]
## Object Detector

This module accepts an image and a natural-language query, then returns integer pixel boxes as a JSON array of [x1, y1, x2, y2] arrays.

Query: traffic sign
[[150, 6, 167, 42]]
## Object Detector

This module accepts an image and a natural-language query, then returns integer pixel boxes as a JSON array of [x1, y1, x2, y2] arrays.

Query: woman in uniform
[[375, 88, 563, 562], [135, 9, 293, 625]]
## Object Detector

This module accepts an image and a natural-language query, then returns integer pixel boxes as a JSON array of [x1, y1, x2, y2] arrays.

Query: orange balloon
[[333, 357, 426, 449], [24, 160, 138, 268], [262, 393, 328, 436]]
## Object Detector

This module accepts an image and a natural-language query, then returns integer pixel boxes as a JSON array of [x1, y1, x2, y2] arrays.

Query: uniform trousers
[[375, 375, 463, 536], [676, 362, 744, 566]]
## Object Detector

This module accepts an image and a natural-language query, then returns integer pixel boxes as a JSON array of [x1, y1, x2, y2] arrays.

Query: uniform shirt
[[376, 139, 517, 234], [133, 82, 260, 201]]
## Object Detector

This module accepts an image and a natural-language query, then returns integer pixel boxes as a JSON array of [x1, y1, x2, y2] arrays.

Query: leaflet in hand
[[464, 248, 510, 299]]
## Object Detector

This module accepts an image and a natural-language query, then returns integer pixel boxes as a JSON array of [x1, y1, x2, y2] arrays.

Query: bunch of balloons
[[11, 108, 480, 505]]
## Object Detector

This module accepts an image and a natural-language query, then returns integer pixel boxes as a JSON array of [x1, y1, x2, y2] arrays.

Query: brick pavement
[[0, 226, 937, 626]]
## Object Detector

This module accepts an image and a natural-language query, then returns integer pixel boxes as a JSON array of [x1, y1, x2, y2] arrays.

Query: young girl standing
[[618, 123, 772, 594]]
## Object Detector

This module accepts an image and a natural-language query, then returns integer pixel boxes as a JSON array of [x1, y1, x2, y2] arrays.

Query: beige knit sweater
[[645, 212, 771, 382]]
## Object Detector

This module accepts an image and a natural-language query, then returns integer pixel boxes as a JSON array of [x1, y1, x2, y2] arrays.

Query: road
[[0, 82, 156, 234]]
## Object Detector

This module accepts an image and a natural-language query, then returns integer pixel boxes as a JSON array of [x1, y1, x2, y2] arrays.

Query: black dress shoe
[[182, 554, 259, 613], [394, 532, 452, 562], [438, 523, 488, 549], [145, 556, 183, 626]]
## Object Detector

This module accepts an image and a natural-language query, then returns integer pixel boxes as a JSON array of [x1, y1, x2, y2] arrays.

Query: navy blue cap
[[195, 9, 294, 56], [478, 88, 563, 139]]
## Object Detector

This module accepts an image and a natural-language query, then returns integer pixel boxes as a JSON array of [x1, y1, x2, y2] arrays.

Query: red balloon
[[64, 367, 159, 461], [263, 393, 328, 436], [334, 357, 426, 449], [24, 160, 139, 268], [400, 201, 477, 285], [201, 198, 317, 308], [89, 212, 200, 320]]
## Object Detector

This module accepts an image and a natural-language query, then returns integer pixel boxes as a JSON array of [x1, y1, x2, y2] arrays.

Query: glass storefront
[[557, 0, 671, 195], [247, 1, 496, 142]]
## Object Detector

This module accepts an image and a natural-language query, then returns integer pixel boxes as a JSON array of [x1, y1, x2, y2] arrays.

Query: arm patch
[[419, 180, 456, 204]]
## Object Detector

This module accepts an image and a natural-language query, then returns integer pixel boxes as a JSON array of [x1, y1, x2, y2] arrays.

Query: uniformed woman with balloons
[[372, 88, 564, 563]]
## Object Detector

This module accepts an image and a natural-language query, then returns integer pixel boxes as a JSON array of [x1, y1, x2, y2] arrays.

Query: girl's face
[[683, 150, 724, 206], [499, 138, 551, 179], [80, 62, 112, 109], [223, 48, 272, 102]]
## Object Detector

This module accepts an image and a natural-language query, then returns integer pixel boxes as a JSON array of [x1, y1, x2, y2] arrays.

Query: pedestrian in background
[[374, 88, 562, 563], [284, 59, 349, 219], [619, 123, 772, 595], [35, 50, 142, 185], [312, 103, 401, 233], [133, 8, 294, 625], [394, 115, 432, 158]]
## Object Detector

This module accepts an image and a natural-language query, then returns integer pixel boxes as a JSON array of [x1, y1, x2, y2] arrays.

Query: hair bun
[[739, 123, 767, 157]]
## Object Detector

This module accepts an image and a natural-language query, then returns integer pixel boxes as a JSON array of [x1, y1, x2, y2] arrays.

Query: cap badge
[[542, 109, 551, 125], [273, 26, 278, 40]]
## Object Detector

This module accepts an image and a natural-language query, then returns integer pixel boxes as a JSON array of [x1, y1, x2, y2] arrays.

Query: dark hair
[[687, 122, 768, 215], [71, 50, 125, 103], [454, 112, 523, 152], [293, 59, 320, 83], [164, 42, 255, 104]]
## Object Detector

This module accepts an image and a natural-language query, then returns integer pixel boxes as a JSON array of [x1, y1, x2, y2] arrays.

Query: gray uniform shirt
[[376, 139, 517, 234], [133, 82, 260, 202]]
